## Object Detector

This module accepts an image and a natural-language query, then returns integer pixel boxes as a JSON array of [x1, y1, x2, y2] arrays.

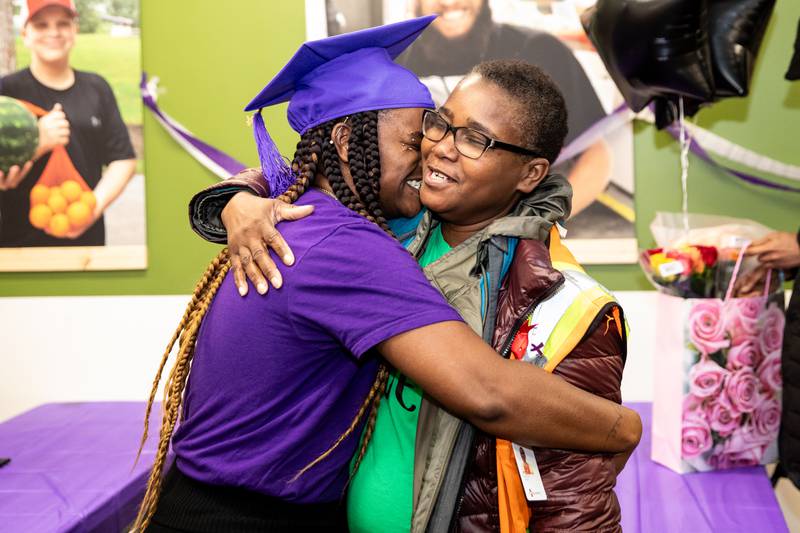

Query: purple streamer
[[559, 98, 800, 194], [561, 97, 800, 193], [140, 73, 246, 177], [556, 103, 630, 165], [140, 71, 798, 194], [664, 122, 800, 193]]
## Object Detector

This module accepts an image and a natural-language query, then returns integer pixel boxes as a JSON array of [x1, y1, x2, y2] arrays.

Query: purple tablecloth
[[0, 402, 161, 533], [616, 402, 788, 532], [0, 402, 789, 532]]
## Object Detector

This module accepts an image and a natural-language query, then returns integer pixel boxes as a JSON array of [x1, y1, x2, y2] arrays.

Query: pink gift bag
[[652, 257, 784, 473]]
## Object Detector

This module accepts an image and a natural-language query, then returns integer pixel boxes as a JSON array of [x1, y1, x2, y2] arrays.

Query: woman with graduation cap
[[135, 17, 640, 532]]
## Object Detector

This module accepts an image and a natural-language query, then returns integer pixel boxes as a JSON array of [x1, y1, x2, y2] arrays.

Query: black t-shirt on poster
[[0, 68, 135, 247]]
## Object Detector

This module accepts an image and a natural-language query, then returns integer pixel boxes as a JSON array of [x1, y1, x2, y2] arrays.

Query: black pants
[[146, 466, 348, 532]]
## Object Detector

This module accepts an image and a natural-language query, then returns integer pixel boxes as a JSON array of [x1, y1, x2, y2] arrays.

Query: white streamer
[[678, 98, 692, 235], [636, 107, 800, 183], [142, 77, 237, 180], [683, 122, 800, 181]]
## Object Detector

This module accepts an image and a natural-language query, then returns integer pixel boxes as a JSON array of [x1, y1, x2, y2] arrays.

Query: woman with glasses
[[190, 59, 632, 532], [403, 62, 627, 532], [421, 108, 543, 159]]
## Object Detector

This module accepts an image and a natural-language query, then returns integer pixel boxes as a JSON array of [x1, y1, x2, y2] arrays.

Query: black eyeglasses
[[421, 109, 540, 160]]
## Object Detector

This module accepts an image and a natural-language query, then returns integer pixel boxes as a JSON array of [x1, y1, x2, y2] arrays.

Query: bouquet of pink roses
[[679, 297, 783, 470], [649, 213, 785, 474]]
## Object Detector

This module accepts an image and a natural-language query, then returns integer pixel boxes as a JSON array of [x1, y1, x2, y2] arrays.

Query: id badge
[[512, 443, 547, 501]]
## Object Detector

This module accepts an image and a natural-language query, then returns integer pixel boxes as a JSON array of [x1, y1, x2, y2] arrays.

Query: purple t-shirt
[[171, 189, 462, 503]]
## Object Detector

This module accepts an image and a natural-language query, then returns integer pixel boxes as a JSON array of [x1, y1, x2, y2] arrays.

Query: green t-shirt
[[347, 225, 452, 533]]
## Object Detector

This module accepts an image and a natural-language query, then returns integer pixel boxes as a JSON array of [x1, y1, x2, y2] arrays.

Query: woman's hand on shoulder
[[222, 191, 314, 296]]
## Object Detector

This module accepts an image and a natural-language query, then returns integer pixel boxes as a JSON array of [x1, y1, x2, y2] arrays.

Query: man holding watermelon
[[0, 0, 136, 246]]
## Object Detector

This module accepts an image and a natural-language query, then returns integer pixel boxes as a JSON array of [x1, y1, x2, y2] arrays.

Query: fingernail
[[257, 282, 268, 294], [283, 254, 294, 265], [271, 276, 282, 289], [238, 285, 247, 297]]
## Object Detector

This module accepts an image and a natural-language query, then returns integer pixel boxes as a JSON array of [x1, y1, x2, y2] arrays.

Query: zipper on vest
[[498, 277, 565, 359], [448, 277, 565, 529], [450, 458, 469, 533]]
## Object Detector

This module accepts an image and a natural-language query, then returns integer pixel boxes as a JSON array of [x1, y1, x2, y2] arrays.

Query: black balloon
[[708, 0, 776, 97], [583, 0, 715, 113], [584, 0, 776, 127]]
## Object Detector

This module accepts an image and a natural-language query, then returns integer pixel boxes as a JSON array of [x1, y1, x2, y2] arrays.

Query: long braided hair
[[133, 110, 392, 530]]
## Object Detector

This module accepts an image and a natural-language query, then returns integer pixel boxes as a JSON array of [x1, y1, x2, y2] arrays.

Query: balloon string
[[678, 97, 692, 236]]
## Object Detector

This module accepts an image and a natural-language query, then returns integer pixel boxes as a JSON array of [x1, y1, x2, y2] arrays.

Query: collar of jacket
[[492, 237, 565, 350]]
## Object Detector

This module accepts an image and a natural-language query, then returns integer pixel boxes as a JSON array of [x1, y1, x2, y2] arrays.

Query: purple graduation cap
[[246, 16, 436, 198]]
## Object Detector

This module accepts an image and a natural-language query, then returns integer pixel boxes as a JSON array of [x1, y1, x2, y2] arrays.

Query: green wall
[[1, 0, 798, 296]]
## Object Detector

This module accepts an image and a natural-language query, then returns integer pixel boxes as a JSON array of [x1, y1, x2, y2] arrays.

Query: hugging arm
[[189, 168, 312, 295], [378, 320, 641, 453]]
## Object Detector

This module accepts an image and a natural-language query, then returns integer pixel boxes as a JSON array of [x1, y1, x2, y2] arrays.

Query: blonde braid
[[347, 366, 389, 479], [134, 252, 226, 466], [133, 250, 230, 531], [293, 112, 395, 483], [340, 113, 395, 478], [279, 129, 320, 204], [289, 365, 389, 482], [133, 131, 323, 530], [135, 111, 397, 527]]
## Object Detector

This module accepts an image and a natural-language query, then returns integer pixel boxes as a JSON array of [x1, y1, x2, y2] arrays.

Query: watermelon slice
[[0, 96, 39, 172]]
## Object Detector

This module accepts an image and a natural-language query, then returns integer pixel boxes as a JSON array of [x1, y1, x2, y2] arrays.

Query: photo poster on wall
[[0, 0, 145, 272], [306, 0, 637, 264]]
